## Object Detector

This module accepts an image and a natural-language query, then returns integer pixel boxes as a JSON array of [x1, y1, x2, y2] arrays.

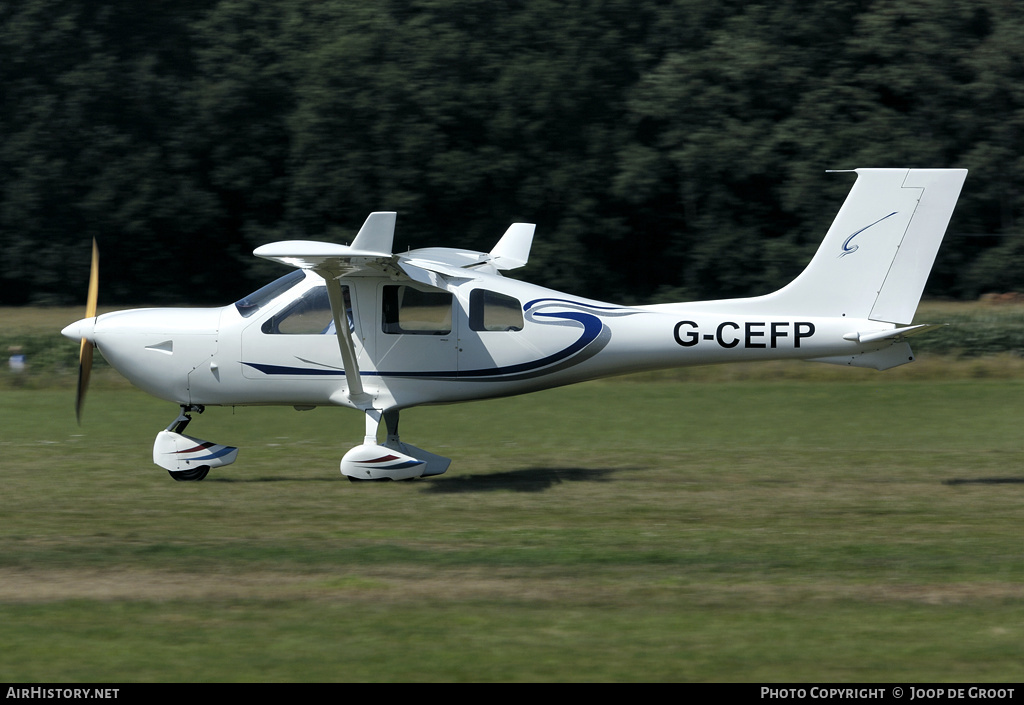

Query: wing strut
[[320, 267, 370, 406], [253, 212, 399, 406]]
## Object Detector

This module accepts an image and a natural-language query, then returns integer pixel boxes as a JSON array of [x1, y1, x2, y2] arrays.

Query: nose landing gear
[[153, 405, 239, 481]]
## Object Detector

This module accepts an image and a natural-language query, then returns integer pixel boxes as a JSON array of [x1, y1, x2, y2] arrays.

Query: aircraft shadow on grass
[[196, 470, 1024, 489], [420, 466, 623, 493], [200, 466, 624, 491]]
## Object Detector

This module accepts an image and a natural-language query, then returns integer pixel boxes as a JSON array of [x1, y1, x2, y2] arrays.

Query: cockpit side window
[[469, 289, 523, 331], [234, 270, 305, 318], [382, 285, 452, 335], [262, 284, 352, 335]]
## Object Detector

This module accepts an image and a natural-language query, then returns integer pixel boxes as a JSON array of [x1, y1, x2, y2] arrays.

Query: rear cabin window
[[469, 289, 523, 331], [382, 285, 452, 335]]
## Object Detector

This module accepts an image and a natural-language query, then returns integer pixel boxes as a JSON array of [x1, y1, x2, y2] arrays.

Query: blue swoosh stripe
[[244, 362, 341, 376], [243, 300, 617, 381], [384, 309, 603, 379], [840, 211, 898, 258]]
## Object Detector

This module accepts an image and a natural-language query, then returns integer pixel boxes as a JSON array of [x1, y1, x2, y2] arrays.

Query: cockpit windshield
[[234, 269, 305, 318]]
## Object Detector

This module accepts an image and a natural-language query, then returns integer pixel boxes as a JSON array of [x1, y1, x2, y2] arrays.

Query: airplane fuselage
[[85, 267, 901, 413]]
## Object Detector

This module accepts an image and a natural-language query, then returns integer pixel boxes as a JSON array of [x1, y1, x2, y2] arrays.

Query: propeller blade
[[86, 238, 98, 318], [75, 342, 93, 424], [75, 239, 99, 424]]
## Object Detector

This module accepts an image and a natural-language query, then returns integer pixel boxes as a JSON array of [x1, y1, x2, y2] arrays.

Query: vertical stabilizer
[[681, 168, 966, 324]]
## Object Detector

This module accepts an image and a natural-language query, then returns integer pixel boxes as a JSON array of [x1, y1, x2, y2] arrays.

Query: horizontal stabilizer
[[843, 323, 946, 344]]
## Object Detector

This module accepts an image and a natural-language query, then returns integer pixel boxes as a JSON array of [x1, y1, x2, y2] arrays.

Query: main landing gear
[[340, 408, 451, 481], [153, 405, 239, 482], [150, 406, 446, 482]]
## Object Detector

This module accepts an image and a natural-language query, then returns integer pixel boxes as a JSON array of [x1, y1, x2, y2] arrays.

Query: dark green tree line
[[2, 0, 1023, 306]]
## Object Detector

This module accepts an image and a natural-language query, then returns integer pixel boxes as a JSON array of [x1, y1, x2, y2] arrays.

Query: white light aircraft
[[62, 168, 967, 481]]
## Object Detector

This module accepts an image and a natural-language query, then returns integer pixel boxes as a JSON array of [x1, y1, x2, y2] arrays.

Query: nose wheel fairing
[[153, 430, 239, 474], [153, 407, 239, 480]]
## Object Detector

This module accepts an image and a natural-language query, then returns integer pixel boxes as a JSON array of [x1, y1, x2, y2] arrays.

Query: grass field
[[2, 303, 1024, 681], [2, 375, 1024, 682]]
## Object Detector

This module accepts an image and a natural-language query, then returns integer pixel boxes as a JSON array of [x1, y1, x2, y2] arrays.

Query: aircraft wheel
[[168, 466, 210, 482]]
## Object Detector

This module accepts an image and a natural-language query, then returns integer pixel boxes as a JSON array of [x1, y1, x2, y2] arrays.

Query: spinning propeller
[[75, 239, 99, 424]]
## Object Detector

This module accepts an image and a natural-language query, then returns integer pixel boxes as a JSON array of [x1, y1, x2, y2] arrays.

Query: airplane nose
[[61, 317, 97, 343], [79, 307, 223, 405]]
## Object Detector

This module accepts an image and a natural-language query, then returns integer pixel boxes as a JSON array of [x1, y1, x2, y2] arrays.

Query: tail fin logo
[[839, 211, 898, 258]]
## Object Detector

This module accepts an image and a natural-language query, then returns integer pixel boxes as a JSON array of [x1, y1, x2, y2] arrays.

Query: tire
[[168, 465, 210, 482]]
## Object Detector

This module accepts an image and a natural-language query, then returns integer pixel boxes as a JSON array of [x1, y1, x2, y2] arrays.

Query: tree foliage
[[2, 0, 1022, 306]]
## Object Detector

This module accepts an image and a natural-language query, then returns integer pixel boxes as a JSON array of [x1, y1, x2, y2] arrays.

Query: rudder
[[869, 169, 967, 324]]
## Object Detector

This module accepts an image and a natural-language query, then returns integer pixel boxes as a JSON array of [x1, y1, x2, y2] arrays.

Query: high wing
[[252, 212, 399, 276], [253, 213, 536, 284], [253, 212, 536, 403]]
